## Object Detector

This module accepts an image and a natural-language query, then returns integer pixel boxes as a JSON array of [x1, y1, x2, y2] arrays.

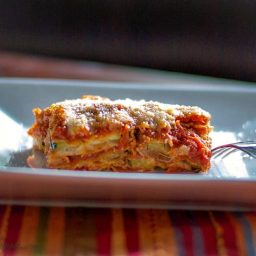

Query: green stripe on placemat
[[34, 207, 50, 254], [64, 208, 97, 255]]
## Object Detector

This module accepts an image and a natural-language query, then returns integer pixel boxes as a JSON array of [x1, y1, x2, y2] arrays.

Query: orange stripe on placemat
[[0, 206, 11, 240], [64, 208, 97, 255], [3, 206, 25, 256], [138, 209, 177, 256], [95, 208, 112, 255], [45, 207, 65, 255], [15, 206, 40, 256], [151, 210, 177, 256], [111, 208, 127, 256], [226, 213, 247, 256]]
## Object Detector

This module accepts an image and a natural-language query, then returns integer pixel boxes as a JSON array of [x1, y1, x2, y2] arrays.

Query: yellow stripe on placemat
[[45, 207, 65, 255], [137, 209, 177, 256], [111, 208, 127, 256], [0, 206, 11, 253], [15, 207, 40, 256], [137, 209, 155, 256], [209, 212, 227, 256], [226, 212, 247, 256], [151, 210, 178, 256]]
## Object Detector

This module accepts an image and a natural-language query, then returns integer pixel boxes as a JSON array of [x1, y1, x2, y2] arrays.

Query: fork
[[211, 141, 256, 159]]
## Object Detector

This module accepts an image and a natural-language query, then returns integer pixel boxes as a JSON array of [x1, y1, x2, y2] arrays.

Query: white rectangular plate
[[0, 78, 256, 210]]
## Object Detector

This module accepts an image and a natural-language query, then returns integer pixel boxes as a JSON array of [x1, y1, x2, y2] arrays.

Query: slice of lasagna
[[27, 95, 212, 172]]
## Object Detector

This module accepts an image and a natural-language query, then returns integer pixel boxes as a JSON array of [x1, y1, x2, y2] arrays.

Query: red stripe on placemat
[[0, 205, 7, 249], [123, 209, 140, 256], [194, 211, 218, 255], [0, 206, 6, 227], [3, 206, 25, 256], [212, 212, 239, 256], [171, 211, 194, 256], [95, 208, 112, 255]]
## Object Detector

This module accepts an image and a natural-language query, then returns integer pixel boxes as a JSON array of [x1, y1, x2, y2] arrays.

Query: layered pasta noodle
[[28, 95, 212, 172]]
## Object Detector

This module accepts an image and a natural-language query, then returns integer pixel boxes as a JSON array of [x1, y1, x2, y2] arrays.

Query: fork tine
[[239, 147, 256, 158], [212, 147, 237, 159], [228, 144, 256, 158], [249, 148, 256, 158], [212, 141, 256, 159], [218, 148, 237, 159]]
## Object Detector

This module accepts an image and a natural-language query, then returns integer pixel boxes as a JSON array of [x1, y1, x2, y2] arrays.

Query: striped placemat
[[0, 206, 255, 255]]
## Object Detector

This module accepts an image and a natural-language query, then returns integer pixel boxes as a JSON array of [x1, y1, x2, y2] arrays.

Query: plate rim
[[1, 77, 256, 93]]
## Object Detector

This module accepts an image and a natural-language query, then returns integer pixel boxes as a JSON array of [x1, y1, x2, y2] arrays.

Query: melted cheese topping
[[53, 97, 210, 136]]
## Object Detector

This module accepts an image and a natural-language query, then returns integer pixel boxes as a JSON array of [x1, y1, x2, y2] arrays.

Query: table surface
[[0, 51, 255, 255]]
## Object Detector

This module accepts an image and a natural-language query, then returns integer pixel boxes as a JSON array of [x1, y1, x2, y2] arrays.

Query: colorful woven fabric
[[0, 206, 255, 255]]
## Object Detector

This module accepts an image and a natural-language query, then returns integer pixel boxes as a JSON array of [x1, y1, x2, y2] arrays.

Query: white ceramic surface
[[0, 78, 256, 210]]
